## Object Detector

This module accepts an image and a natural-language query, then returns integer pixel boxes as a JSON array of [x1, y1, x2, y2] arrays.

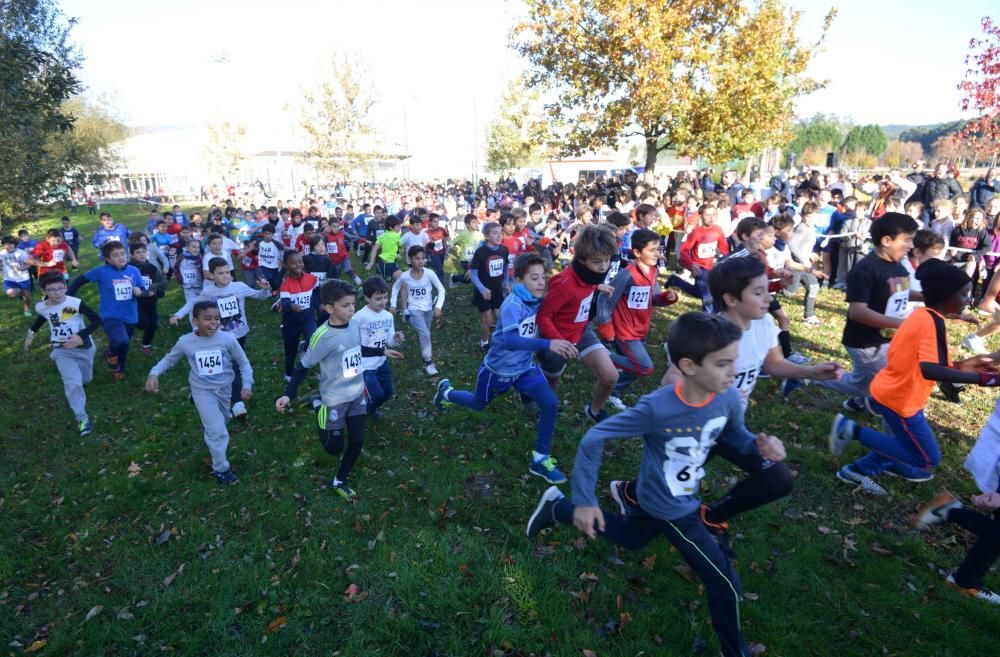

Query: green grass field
[[2, 204, 999, 657]]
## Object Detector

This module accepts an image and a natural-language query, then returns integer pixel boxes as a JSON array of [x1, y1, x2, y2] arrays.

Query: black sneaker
[[584, 403, 608, 423], [700, 504, 737, 563], [938, 382, 962, 404], [526, 486, 564, 538], [609, 479, 639, 515], [842, 396, 876, 416], [212, 468, 240, 485]]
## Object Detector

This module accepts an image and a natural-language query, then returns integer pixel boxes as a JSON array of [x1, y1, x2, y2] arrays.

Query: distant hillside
[[881, 120, 968, 151]]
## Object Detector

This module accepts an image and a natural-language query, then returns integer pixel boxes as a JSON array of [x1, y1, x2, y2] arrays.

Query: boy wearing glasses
[[24, 271, 102, 435]]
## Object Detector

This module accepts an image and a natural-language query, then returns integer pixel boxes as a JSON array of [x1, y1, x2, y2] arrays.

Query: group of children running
[[9, 193, 1000, 657]]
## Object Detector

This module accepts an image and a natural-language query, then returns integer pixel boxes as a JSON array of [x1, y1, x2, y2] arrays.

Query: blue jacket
[[92, 224, 131, 252]]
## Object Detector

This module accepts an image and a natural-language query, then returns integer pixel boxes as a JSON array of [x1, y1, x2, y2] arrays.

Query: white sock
[[332, 477, 342, 486], [532, 451, 547, 463]]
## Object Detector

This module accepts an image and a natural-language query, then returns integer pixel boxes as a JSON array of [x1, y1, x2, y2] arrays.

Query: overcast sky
[[60, 0, 995, 174]]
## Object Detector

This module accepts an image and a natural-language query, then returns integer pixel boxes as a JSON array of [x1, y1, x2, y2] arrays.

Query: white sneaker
[[606, 395, 627, 411], [232, 401, 247, 418], [836, 464, 887, 496], [962, 334, 987, 353], [945, 574, 1000, 605], [425, 362, 439, 376]]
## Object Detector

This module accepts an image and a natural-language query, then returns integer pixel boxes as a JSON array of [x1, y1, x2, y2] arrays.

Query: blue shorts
[[473, 364, 547, 404], [376, 260, 398, 281], [4, 279, 31, 291]]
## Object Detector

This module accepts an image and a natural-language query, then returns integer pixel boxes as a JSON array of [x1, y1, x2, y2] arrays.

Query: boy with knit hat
[[829, 259, 1000, 495]]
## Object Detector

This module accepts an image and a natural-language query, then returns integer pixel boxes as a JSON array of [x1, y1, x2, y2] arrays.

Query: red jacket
[[679, 225, 728, 271], [597, 262, 677, 341], [324, 231, 349, 265], [538, 263, 598, 343]]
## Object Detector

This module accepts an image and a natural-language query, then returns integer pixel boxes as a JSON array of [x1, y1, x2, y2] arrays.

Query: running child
[[536, 224, 619, 422], [254, 224, 285, 292], [91, 212, 131, 256], [596, 228, 678, 409], [828, 259, 1000, 495], [129, 241, 166, 354], [811, 212, 919, 414], [277, 280, 387, 501], [303, 235, 335, 285], [526, 312, 787, 657], [170, 257, 271, 417], [32, 229, 78, 279], [675, 204, 729, 312], [60, 216, 81, 256], [435, 253, 577, 483], [24, 271, 101, 435], [448, 213, 484, 287], [366, 216, 403, 283], [323, 222, 363, 285], [68, 241, 147, 379], [390, 245, 446, 375], [470, 222, 510, 349], [422, 212, 449, 282], [146, 301, 253, 485], [173, 238, 205, 302], [278, 251, 318, 380], [2, 236, 35, 316], [914, 393, 1000, 605], [354, 276, 405, 418]]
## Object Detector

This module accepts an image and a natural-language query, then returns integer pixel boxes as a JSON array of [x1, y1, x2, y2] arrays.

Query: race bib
[[433, 239, 443, 251], [217, 295, 240, 318], [50, 323, 76, 344], [341, 346, 362, 378], [507, 253, 516, 267], [141, 276, 152, 288], [463, 246, 475, 260], [258, 243, 277, 267], [696, 242, 717, 259], [518, 314, 537, 338], [291, 292, 312, 308], [375, 229, 385, 239], [574, 294, 593, 323], [62, 231, 74, 242], [53, 249, 65, 263], [627, 285, 651, 310], [182, 268, 197, 285], [661, 417, 726, 497], [488, 258, 503, 278], [194, 349, 224, 377], [112, 279, 132, 301], [409, 286, 428, 298], [313, 271, 327, 284], [885, 289, 910, 319], [605, 260, 620, 283], [328, 241, 339, 254], [733, 367, 758, 398], [105, 235, 121, 243]]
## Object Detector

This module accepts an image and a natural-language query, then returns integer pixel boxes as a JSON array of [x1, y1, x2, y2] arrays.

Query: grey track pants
[[192, 385, 232, 473], [51, 344, 95, 423], [408, 309, 434, 362], [815, 343, 889, 399]]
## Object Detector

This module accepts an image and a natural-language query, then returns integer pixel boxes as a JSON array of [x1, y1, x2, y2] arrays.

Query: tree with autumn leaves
[[511, 0, 834, 175], [955, 16, 1000, 167]]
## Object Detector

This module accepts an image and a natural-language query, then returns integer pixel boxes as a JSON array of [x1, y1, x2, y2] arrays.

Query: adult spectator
[[920, 163, 963, 206], [721, 169, 744, 206], [970, 168, 997, 210], [769, 170, 794, 202]]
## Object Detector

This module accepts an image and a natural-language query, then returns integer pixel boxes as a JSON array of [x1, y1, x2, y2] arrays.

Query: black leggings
[[137, 300, 158, 347], [318, 412, 366, 483], [949, 506, 1000, 590], [620, 441, 795, 525]]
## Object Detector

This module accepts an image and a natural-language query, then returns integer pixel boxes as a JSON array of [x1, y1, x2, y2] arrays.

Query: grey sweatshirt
[[149, 330, 253, 392]]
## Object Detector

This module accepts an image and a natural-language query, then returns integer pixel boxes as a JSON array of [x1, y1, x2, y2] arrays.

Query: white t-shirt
[[765, 245, 791, 271], [354, 305, 396, 371], [203, 249, 234, 271], [35, 297, 85, 346], [732, 314, 779, 408], [401, 231, 429, 264], [390, 269, 445, 313]]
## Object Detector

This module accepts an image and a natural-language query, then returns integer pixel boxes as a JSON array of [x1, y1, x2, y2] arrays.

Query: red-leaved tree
[[956, 16, 1000, 166]]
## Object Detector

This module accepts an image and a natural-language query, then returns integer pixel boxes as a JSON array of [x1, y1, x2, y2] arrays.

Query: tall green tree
[[786, 114, 845, 157], [0, 0, 81, 220], [512, 0, 834, 175], [842, 124, 887, 157], [45, 95, 127, 191], [485, 80, 552, 173], [297, 53, 375, 180]]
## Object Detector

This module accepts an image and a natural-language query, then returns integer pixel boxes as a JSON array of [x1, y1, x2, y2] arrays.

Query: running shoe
[[433, 378, 452, 411], [78, 419, 92, 436], [829, 413, 855, 456], [606, 395, 627, 411], [332, 481, 357, 501], [584, 403, 608, 423], [781, 378, 805, 400], [212, 468, 240, 485], [529, 456, 567, 484], [526, 486, 564, 538], [961, 334, 987, 354], [232, 401, 248, 419], [835, 464, 887, 496], [700, 504, 737, 563], [945, 574, 1000, 605], [913, 491, 961, 530], [425, 362, 439, 376]]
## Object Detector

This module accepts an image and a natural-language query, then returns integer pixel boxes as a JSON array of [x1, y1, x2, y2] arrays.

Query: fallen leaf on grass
[[266, 615, 287, 633], [818, 526, 832, 535], [25, 640, 47, 653], [641, 554, 656, 571], [749, 643, 767, 655], [582, 650, 597, 657], [117, 606, 134, 620], [743, 592, 759, 601], [674, 564, 698, 583], [343, 584, 368, 603], [870, 543, 893, 556], [163, 563, 185, 586], [85, 605, 103, 621], [127, 462, 142, 478]]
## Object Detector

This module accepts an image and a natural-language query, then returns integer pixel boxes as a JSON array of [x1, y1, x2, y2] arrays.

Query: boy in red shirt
[[500, 213, 523, 278], [422, 212, 449, 283], [32, 229, 79, 278], [537, 224, 620, 422], [596, 229, 678, 409], [324, 221, 362, 285], [674, 204, 729, 312]]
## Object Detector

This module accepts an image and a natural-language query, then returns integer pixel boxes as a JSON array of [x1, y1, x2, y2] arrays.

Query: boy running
[[390, 246, 446, 375], [469, 222, 510, 349]]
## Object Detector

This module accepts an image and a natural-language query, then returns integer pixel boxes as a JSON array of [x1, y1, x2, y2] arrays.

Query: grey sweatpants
[[815, 343, 889, 399], [51, 344, 95, 423], [408, 309, 434, 362], [192, 385, 232, 473]]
